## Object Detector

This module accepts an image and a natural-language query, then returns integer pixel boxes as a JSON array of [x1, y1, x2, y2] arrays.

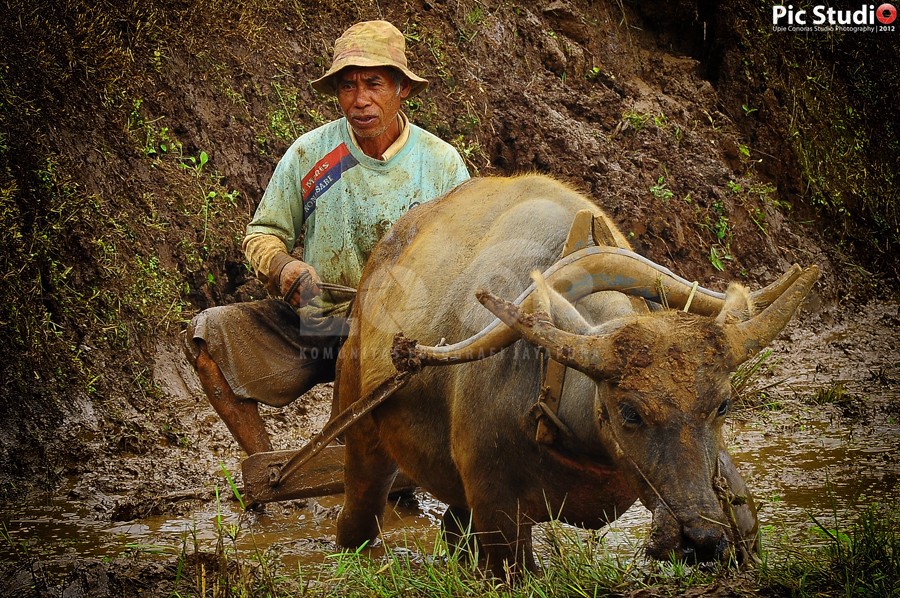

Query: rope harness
[[534, 210, 617, 445]]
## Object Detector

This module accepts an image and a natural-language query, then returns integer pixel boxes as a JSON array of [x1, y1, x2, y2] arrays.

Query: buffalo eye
[[716, 399, 729, 417], [619, 403, 643, 427]]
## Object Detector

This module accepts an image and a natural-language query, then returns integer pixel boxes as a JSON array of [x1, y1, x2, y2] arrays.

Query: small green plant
[[622, 109, 649, 131], [179, 150, 208, 174], [458, 6, 484, 43], [709, 244, 733, 271], [748, 206, 767, 233], [762, 502, 899, 597], [220, 463, 245, 510], [451, 134, 486, 173], [811, 381, 847, 405], [268, 80, 304, 143], [306, 108, 328, 127], [742, 103, 758, 116], [650, 176, 674, 202], [127, 99, 183, 157], [704, 199, 734, 271], [710, 200, 730, 241], [731, 348, 776, 405]]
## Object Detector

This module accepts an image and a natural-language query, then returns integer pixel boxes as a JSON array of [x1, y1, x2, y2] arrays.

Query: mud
[[1, 0, 897, 595], [1, 300, 897, 595]]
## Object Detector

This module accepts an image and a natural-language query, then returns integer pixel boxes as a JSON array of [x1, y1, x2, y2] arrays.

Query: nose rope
[[713, 459, 762, 566], [621, 451, 679, 523], [601, 417, 680, 524]]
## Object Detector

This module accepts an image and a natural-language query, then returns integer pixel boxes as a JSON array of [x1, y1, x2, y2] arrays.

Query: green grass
[[760, 502, 899, 597], [162, 516, 728, 597], [153, 496, 895, 597]]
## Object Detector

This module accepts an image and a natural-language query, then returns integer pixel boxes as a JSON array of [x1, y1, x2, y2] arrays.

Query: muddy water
[[1, 302, 897, 578]]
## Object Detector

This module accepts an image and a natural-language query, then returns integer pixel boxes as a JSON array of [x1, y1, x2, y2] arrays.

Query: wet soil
[[1, 0, 897, 595], [1, 300, 896, 596]]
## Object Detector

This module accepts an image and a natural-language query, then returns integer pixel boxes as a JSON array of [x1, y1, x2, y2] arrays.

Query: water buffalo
[[332, 174, 818, 577]]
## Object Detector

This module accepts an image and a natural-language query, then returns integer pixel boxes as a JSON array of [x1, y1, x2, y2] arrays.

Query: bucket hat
[[311, 21, 428, 96]]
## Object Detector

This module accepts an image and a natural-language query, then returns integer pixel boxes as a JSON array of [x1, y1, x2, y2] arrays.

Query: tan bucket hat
[[311, 21, 428, 97]]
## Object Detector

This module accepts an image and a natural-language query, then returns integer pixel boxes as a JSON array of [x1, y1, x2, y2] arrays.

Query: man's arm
[[243, 137, 322, 307], [243, 233, 322, 307]]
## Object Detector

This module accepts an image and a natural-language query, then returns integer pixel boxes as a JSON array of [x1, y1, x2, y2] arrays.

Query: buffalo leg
[[442, 505, 477, 562], [336, 416, 399, 548], [470, 506, 537, 579]]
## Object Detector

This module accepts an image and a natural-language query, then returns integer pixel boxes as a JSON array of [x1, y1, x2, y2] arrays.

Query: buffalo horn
[[476, 289, 621, 379], [409, 246, 806, 366]]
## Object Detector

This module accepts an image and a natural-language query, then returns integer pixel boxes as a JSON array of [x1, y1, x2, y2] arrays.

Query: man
[[184, 21, 470, 455]]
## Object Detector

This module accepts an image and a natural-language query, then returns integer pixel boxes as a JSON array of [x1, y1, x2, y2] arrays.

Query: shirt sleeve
[[245, 139, 306, 258], [242, 232, 290, 280]]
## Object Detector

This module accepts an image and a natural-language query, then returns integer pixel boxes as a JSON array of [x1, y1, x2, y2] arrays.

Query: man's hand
[[279, 260, 322, 308]]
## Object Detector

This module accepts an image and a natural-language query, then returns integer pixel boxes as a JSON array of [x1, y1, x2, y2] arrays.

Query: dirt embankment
[[0, 0, 895, 530]]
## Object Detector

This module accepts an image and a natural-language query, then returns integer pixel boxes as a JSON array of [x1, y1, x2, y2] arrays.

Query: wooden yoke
[[535, 210, 611, 445]]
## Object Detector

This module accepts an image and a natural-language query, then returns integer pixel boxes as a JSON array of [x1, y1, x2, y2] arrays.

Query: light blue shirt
[[247, 118, 470, 298]]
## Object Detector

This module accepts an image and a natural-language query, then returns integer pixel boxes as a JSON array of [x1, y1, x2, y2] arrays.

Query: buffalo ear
[[531, 271, 592, 335], [715, 283, 755, 326]]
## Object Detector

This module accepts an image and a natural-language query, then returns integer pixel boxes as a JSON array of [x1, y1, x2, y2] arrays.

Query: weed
[[811, 381, 847, 405], [451, 134, 486, 174], [403, 21, 421, 43], [622, 109, 649, 131], [458, 6, 484, 44], [220, 463, 245, 510], [705, 199, 734, 271], [424, 34, 455, 88], [307, 108, 328, 127], [268, 80, 304, 143], [128, 99, 183, 157], [650, 176, 674, 202], [709, 244, 733, 271], [179, 150, 209, 174], [731, 349, 776, 406], [762, 502, 899, 596]]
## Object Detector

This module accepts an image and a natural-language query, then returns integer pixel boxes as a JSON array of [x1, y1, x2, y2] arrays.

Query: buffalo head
[[476, 265, 819, 562]]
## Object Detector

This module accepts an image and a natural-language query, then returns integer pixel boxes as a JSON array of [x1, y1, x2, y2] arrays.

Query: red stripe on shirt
[[301, 144, 351, 202]]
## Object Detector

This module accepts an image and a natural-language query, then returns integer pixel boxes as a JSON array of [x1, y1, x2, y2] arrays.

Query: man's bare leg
[[194, 340, 273, 455]]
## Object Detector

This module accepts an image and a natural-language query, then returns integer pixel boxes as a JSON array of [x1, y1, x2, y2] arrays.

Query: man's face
[[336, 66, 411, 139]]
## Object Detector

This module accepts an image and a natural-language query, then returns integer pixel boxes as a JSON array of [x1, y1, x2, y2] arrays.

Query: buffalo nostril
[[682, 524, 728, 563]]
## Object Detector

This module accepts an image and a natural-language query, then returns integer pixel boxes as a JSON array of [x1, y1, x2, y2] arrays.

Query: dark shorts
[[184, 299, 350, 407]]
